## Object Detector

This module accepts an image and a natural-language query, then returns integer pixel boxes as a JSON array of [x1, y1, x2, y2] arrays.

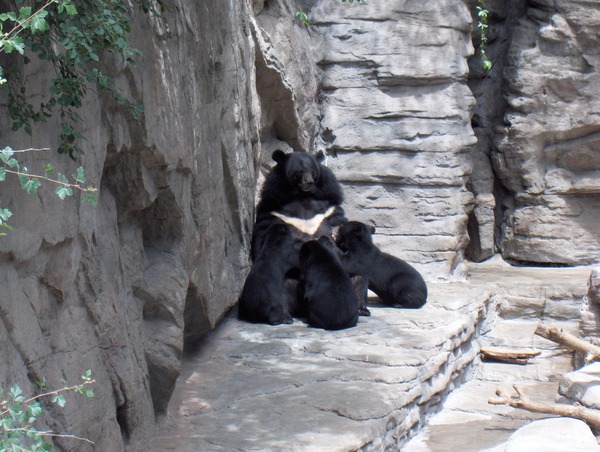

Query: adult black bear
[[238, 222, 300, 325], [298, 236, 359, 330], [336, 221, 427, 309], [251, 150, 346, 260]]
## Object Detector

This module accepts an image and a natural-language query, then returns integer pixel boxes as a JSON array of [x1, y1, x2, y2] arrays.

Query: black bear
[[251, 150, 346, 261], [298, 236, 359, 330], [238, 222, 300, 325], [336, 221, 427, 309]]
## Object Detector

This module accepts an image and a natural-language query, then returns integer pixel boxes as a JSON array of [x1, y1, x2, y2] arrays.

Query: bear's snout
[[300, 172, 316, 191]]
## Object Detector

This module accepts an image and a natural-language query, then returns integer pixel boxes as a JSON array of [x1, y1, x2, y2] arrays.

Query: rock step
[[153, 261, 593, 450], [404, 262, 593, 451], [153, 283, 494, 451]]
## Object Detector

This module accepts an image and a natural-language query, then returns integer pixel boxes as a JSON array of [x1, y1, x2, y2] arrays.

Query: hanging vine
[[476, 0, 492, 71]]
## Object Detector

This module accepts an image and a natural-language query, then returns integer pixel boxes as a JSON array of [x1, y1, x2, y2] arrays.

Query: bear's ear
[[272, 150, 287, 164], [369, 225, 376, 235], [315, 150, 325, 163]]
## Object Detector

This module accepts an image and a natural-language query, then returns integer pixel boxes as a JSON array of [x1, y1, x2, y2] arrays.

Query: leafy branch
[[0, 370, 96, 451], [0, 0, 58, 48], [1, 0, 147, 158], [0, 146, 97, 236]]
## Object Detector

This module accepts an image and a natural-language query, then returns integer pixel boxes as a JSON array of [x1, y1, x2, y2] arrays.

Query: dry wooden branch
[[489, 384, 600, 430], [480, 346, 541, 365], [535, 324, 600, 363]]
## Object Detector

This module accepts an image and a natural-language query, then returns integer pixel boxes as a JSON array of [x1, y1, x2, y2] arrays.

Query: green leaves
[[0, 147, 98, 236], [55, 174, 73, 199], [19, 173, 42, 194], [1, 0, 148, 158], [0, 208, 12, 223], [1, 371, 95, 450], [295, 10, 310, 27], [0, 36, 25, 54], [1, 147, 19, 168], [30, 10, 50, 33], [50, 394, 66, 408], [0, 208, 13, 236], [476, 0, 493, 72]]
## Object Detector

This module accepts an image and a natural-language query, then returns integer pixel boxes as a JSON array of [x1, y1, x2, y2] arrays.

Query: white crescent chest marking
[[271, 206, 336, 235]]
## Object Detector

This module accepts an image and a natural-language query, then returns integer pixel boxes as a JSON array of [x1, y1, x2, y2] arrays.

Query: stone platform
[[153, 259, 593, 451]]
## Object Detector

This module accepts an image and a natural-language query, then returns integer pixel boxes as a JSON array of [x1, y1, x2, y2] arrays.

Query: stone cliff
[[0, 0, 599, 449], [469, 0, 600, 265]]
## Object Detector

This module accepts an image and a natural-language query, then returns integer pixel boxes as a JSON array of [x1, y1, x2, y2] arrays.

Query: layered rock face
[[579, 267, 600, 354], [309, 0, 477, 280], [1, 0, 600, 450], [491, 0, 600, 264], [0, 1, 316, 449]]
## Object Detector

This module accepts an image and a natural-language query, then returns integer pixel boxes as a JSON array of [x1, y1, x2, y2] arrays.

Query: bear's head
[[298, 239, 326, 268], [258, 221, 302, 266], [272, 150, 326, 194], [335, 221, 376, 252]]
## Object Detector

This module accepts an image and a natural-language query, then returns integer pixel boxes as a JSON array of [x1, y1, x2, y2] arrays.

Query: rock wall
[[0, 0, 316, 449], [1, 0, 600, 450], [309, 0, 477, 281], [473, 0, 600, 264], [579, 267, 600, 359]]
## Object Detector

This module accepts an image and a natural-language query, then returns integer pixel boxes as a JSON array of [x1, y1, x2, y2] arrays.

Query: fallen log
[[489, 385, 600, 431], [480, 346, 541, 365], [534, 324, 600, 363]]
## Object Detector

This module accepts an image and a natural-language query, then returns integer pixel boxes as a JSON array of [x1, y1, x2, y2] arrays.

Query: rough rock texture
[[485, 418, 600, 452], [308, 0, 477, 281], [466, 1, 527, 263], [154, 282, 494, 451], [0, 1, 317, 449], [154, 261, 593, 451], [2, 0, 600, 450], [580, 267, 600, 353], [404, 262, 593, 451], [491, 0, 600, 264], [560, 362, 600, 411]]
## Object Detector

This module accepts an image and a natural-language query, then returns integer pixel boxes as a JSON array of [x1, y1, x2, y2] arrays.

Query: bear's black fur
[[298, 236, 359, 330], [306, 232, 370, 317], [336, 221, 427, 309], [251, 150, 346, 260], [238, 222, 300, 325]]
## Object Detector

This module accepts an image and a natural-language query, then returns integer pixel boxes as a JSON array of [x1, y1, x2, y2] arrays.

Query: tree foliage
[[0, 146, 98, 236], [0, 0, 161, 158], [0, 0, 164, 233], [0, 371, 95, 451]]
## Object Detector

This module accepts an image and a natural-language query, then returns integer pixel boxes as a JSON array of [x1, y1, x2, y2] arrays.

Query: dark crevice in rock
[[138, 189, 185, 252], [466, 0, 528, 263], [252, 23, 301, 149], [465, 208, 482, 262], [183, 284, 212, 353], [146, 349, 180, 416], [116, 401, 131, 442]]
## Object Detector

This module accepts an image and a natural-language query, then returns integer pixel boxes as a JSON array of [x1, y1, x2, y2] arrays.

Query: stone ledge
[[154, 262, 595, 450], [154, 283, 492, 451]]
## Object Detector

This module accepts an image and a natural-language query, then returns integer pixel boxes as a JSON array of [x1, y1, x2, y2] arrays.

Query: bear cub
[[298, 236, 359, 330], [336, 221, 427, 309], [238, 222, 300, 325]]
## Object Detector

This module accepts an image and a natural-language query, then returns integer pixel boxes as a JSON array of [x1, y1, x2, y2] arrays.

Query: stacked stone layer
[[310, 0, 477, 281]]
